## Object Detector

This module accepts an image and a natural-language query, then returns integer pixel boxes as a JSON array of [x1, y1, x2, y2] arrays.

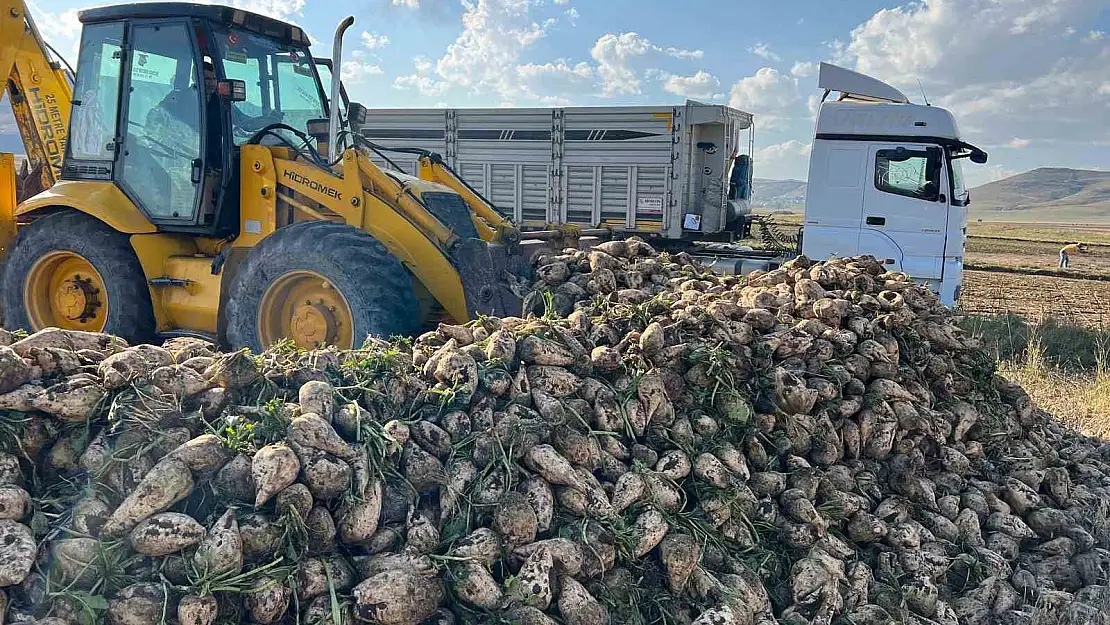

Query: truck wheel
[[224, 221, 420, 351], [1, 210, 156, 342]]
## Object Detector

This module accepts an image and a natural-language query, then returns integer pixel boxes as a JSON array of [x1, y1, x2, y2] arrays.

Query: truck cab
[[800, 63, 987, 306]]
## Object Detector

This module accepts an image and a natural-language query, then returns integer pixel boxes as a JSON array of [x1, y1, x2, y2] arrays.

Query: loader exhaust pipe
[[328, 15, 355, 163]]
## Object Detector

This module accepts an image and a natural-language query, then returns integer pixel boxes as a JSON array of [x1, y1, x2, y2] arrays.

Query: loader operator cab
[[64, 2, 327, 236]]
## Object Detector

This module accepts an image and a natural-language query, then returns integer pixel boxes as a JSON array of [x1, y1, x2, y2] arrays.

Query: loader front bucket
[[452, 238, 533, 319]]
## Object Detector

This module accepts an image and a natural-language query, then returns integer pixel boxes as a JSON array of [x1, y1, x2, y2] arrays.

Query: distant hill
[[969, 168, 1110, 222], [752, 178, 806, 211]]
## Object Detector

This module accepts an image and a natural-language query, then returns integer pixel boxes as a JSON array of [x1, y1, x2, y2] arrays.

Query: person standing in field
[[1059, 242, 1086, 268]]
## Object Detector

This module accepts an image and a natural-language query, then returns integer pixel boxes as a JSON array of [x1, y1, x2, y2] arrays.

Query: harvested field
[[959, 270, 1110, 327], [967, 237, 1110, 276]]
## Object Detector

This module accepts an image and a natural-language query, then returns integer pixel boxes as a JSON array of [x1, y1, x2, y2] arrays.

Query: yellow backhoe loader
[[0, 0, 552, 351]]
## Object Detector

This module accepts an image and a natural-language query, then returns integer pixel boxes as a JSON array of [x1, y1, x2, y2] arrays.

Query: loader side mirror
[[217, 79, 248, 102], [970, 151, 988, 164]]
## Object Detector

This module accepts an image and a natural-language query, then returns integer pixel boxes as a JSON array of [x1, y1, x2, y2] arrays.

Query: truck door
[[861, 144, 947, 280]]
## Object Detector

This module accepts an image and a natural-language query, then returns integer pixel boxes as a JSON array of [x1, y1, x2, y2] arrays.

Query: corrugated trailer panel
[[635, 165, 669, 230], [563, 166, 595, 225], [488, 164, 517, 220], [599, 166, 631, 227], [559, 107, 675, 231], [359, 109, 448, 174], [453, 109, 553, 161], [520, 165, 548, 223]]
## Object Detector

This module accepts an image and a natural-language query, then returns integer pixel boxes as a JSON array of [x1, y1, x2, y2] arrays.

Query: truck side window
[[875, 149, 940, 201]]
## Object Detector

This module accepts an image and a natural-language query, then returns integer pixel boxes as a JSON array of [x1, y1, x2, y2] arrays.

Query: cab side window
[[875, 148, 940, 201], [69, 23, 124, 162]]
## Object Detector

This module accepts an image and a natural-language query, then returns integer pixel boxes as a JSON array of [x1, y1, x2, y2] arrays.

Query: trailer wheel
[[224, 221, 420, 351], [1, 210, 156, 342]]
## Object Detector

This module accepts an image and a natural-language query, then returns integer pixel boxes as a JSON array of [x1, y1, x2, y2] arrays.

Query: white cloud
[[234, 0, 307, 20], [553, 0, 569, 4], [590, 32, 703, 96], [1007, 137, 1031, 149], [660, 70, 722, 100], [837, 0, 1105, 89], [748, 43, 781, 62], [360, 32, 390, 49], [835, 0, 1109, 180], [791, 61, 818, 78], [515, 60, 595, 103], [392, 0, 420, 7], [665, 47, 704, 61], [727, 67, 807, 128], [26, 6, 82, 61], [591, 33, 649, 95], [420, 0, 556, 100], [394, 73, 451, 96], [341, 50, 385, 84], [752, 140, 812, 180], [565, 7, 579, 23], [414, 56, 435, 75]]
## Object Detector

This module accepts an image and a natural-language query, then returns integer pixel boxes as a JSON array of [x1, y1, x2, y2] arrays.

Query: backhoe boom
[[0, 0, 74, 203]]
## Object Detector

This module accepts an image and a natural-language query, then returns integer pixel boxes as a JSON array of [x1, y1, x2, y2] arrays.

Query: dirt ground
[[959, 270, 1110, 327], [966, 237, 1110, 275]]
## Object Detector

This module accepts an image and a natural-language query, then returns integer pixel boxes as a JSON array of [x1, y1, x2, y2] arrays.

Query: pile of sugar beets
[[0, 238, 1109, 625]]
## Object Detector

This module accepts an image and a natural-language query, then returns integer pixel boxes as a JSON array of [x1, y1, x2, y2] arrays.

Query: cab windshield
[[215, 27, 327, 144]]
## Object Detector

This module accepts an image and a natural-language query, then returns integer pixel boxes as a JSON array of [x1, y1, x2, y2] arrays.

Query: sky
[[11, 0, 1110, 186]]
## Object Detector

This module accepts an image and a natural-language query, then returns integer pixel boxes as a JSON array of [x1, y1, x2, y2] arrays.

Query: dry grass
[[1000, 342, 1110, 438], [963, 313, 1110, 437]]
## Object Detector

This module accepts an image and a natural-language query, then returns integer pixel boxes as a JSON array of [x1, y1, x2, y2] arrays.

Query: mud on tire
[[224, 220, 420, 351], [0, 210, 156, 343]]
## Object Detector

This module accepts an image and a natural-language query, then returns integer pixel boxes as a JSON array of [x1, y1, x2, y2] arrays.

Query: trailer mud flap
[[452, 238, 532, 319]]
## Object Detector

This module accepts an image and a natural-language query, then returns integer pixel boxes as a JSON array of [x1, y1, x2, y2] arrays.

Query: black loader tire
[[224, 220, 420, 351], [1, 210, 156, 342]]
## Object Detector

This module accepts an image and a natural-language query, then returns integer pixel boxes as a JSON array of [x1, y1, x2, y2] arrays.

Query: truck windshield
[[215, 28, 327, 144]]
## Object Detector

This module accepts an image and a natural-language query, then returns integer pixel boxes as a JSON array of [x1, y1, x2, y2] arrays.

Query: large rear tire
[[224, 221, 420, 351], [1, 210, 156, 342]]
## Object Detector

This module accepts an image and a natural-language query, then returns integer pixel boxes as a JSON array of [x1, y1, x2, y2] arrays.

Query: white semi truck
[[799, 63, 987, 305], [344, 63, 987, 306]]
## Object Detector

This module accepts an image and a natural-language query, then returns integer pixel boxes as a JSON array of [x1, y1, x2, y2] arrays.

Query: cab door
[[860, 144, 948, 280], [117, 20, 207, 225]]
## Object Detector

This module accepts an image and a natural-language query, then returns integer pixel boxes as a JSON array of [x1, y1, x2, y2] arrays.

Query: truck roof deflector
[[818, 62, 909, 104]]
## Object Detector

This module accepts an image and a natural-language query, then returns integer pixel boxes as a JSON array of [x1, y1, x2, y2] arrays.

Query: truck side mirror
[[970, 152, 988, 164]]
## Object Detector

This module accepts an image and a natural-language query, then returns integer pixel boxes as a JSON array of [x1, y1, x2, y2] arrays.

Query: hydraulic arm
[[0, 0, 74, 202]]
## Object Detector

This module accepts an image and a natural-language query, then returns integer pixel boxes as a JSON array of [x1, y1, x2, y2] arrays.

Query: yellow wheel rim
[[24, 251, 109, 332], [258, 271, 354, 350]]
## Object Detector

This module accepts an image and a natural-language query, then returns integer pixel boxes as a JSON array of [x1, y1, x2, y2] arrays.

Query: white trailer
[[349, 102, 755, 242]]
